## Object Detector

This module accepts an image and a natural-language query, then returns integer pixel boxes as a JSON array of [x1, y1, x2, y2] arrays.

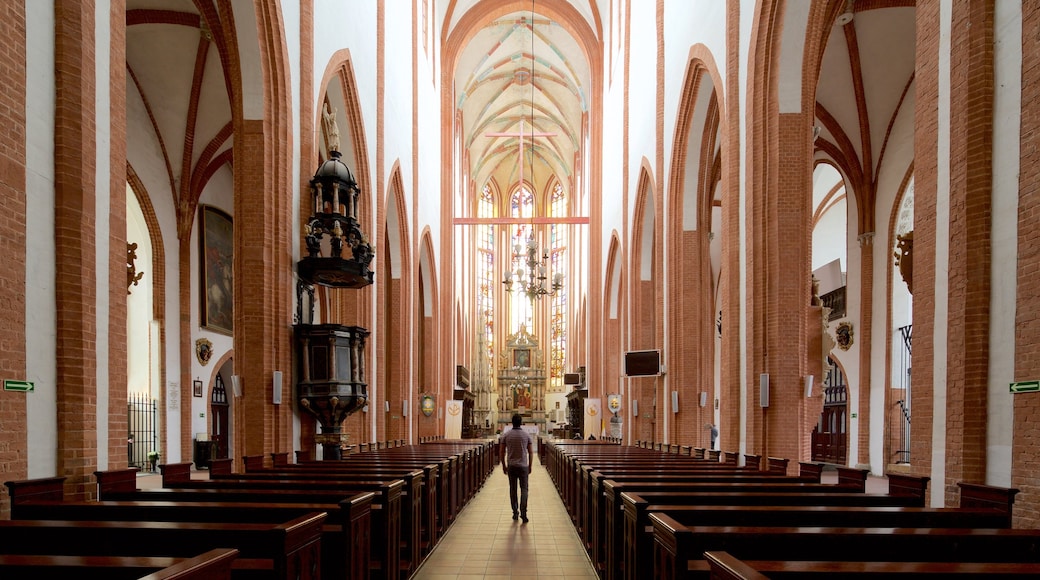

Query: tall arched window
[[549, 181, 567, 391], [477, 184, 496, 367]]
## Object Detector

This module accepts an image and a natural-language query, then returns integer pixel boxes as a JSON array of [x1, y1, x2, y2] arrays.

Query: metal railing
[[896, 398, 911, 464], [127, 393, 158, 469], [895, 324, 912, 464]]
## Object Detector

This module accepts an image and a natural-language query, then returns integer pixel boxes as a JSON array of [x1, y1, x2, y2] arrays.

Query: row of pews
[[543, 439, 1040, 579], [2, 439, 496, 579]]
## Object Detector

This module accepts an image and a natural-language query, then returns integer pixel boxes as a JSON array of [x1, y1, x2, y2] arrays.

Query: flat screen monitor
[[564, 372, 581, 385], [625, 350, 661, 377]]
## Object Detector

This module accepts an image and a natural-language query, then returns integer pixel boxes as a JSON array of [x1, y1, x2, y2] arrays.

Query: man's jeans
[[507, 464, 530, 516]]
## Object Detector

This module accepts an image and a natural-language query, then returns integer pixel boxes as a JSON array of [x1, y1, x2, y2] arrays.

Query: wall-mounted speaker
[[804, 375, 815, 398], [632, 400, 639, 417], [760, 373, 770, 408], [272, 371, 282, 405], [699, 392, 708, 407], [231, 375, 242, 398], [402, 400, 409, 417], [671, 391, 679, 414], [384, 400, 390, 413]]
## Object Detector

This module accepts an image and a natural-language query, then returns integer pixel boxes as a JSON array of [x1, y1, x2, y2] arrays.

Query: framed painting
[[193, 380, 204, 398], [513, 348, 531, 368], [200, 205, 234, 334]]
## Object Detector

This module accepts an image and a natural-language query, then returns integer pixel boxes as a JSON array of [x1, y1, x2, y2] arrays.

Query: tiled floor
[[412, 455, 598, 579]]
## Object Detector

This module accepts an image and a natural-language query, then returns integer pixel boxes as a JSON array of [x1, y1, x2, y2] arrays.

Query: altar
[[496, 325, 546, 431]]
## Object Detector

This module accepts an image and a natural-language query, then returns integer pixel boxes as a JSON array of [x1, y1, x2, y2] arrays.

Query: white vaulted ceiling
[[452, 5, 594, 204]]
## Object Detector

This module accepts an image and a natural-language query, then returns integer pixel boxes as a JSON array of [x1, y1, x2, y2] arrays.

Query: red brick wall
[[911, 0, 940, 497], [54, 0, 99, 501], [944, 1, 993, 505], [720, 0, 742, 454], [107, 0, 129, 470], [0, 1, 26, 519], [1014, 3, 1040, 529]]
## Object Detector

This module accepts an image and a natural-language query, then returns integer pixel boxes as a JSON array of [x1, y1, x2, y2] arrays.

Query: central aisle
[[412, 452, 598, 579]]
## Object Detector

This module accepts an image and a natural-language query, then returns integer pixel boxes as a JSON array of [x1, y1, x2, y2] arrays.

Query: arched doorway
[[210, 372, 231, 460], [812, 356, 848, 464]]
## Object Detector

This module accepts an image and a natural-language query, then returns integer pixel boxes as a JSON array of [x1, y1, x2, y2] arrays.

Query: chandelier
[[503, 233, 562, 300]]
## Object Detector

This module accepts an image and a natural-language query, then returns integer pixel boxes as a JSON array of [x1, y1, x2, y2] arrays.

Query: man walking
[[501, 414, 533, 523]]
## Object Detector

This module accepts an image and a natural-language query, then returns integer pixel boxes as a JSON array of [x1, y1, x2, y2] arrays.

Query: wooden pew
[[578, 465, 829, 550], [94, 469, 399, 580], [586, 472, 870, 576], [644, 505, 1009, 565], [6, 477, 373, 580], [614, 483, 934, 580], [0, 548, 239, 580], [701, 551, 1040, 579], [218, 460, 429, 572], [0, 514, 325, 580], [651, 516, 1040, 580], [278, 453, 455, 535]]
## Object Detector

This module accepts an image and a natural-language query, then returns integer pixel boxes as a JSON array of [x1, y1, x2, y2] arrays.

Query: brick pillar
[[943, 1, 994, 506], [234, 120, 278, 459], [911, 0, 942, 495], [761, 113, 813, 463], [720, 0, 742, 457], [54, 0, 98, 500], [856, 233, 874, 468], [106, 0, 128, 470], [0, 1, 27, 519]]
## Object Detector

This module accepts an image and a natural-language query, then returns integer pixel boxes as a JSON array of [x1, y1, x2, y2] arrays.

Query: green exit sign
[[1010, 381, 1040, 394], [4, 379, 34, 392]]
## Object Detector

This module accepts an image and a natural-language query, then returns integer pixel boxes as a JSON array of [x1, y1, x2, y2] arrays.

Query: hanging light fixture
[[501, 5, 562, 301]]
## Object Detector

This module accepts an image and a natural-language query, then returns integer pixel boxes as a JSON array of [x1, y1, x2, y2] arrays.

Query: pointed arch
[[666, 45, 726, 447]]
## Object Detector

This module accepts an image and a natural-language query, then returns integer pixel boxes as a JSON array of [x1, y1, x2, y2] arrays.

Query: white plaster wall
[[868, 82, 915, 474], [987, 0, 1022, 488], [127, 188, 154, 395], [664, 1, 727, 233], [834, 191, 862, 467], [25, 0, 58, 478], [931, 0, 953, 508], [313, 0, 379, 189], [191, 171, 236, 442], [95, 0, 113, 470], [282, 0, 304, 455], [777, 2, 809, 114]]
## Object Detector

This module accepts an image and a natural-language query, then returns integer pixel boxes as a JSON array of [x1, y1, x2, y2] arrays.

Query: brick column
[[911, 0, 941, 495], [54, 0, 98, 500], [856, 232, 874, 468], [764, 112, 814, 463], [943, 1, 994, 506], [0, 1, 27, 518], [106, 0, 129, 470], [234, 120, 278, 458]]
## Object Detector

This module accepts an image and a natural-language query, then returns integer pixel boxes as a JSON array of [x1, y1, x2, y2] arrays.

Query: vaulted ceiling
[[449, 3, 595, 209]]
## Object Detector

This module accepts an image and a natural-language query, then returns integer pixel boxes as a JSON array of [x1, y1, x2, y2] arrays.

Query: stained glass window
[[549, 181, 567, 391], [477, 185, 495, 367]]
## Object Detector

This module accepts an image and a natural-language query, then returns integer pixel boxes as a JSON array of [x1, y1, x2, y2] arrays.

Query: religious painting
[[513, 348, 531, 368], [193, 380, 203, 398], [513, 383, 533, 409], [200, 206, 234, 334]]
